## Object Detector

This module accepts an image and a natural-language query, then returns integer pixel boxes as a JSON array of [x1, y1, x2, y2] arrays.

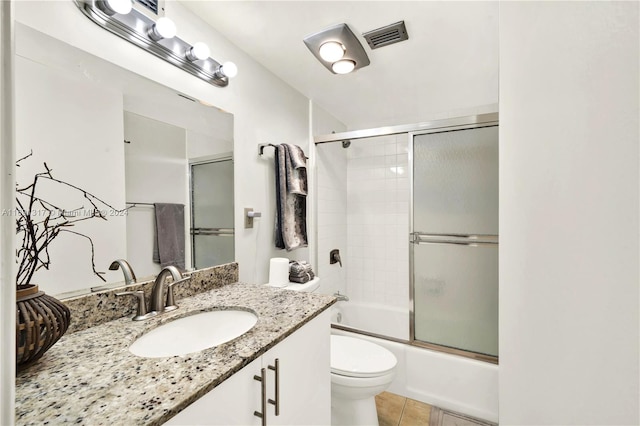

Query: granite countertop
[[15, 282, 335, 425]]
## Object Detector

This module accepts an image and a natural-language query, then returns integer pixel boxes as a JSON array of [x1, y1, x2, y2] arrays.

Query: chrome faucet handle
[[165, 277, 190, 311], [115, 290, 157, 321], [330, 249, 343, 267]]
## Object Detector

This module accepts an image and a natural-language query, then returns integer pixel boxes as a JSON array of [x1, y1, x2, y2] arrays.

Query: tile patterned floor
[[375, 392, 497, 426], [375, 392, 431, 426]]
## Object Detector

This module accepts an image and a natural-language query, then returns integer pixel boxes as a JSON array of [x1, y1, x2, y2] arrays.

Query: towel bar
[[258, 143, 308, 159], [258, 143, 276, 156], [126, 202, 155, 208]]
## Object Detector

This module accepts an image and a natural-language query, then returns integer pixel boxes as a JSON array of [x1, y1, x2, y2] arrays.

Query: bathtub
[[330, 301, 499, 423], [331, 300, 410, 340]]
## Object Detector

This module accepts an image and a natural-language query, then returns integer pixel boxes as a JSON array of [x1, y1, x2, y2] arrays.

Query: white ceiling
[[181, 1, 499, 130]]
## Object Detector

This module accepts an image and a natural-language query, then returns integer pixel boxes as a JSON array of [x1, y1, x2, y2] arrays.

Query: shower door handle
[[410, 232, 498, 246], [191, 227, 235, 236]]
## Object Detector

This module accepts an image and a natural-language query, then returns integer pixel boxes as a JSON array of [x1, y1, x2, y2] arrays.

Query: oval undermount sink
[[129, 309, 258, 358]]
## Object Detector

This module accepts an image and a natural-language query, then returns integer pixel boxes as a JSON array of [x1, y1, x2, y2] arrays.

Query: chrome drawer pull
[[268, 359, 280, 416], [254, 368, 267, 426]]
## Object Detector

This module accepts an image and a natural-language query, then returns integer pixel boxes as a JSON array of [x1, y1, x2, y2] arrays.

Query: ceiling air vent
[[362, 21, 409, 50], [133, 0, 165, 18]]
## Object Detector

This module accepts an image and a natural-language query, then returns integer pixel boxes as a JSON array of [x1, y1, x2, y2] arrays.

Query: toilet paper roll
[[268, 258, 289, 287]]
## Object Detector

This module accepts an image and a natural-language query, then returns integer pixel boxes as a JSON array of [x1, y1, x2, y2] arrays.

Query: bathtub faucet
[[333, 291, 349, 302]]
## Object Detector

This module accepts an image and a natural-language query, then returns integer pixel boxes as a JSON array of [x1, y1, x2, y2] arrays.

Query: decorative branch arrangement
[[15, 152, 126, 286]]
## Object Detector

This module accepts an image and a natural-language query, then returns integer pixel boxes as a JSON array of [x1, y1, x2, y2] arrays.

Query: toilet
[[266, 276, 398, 425], [330, 335, 397, 425]]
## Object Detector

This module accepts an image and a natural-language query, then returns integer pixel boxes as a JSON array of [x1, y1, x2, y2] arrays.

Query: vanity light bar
[[75, 0, 236, 87]]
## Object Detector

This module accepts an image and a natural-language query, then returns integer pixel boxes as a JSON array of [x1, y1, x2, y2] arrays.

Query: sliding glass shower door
[[411, 125, 499, 359]]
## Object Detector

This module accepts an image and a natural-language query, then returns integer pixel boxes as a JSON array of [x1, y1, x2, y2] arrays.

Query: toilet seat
[[331, 335, 397, 378]]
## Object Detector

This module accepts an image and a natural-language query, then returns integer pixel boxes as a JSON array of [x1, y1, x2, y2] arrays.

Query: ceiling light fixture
[[148, 17, 176, 41], [332, 60, 355, 74], [75, 0, 236, 87], [303, 23, 370, 75], [319, 41, 345, 62]]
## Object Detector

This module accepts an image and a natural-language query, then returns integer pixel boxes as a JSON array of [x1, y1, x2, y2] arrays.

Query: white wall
[[0, 2, 16, 422], [15, 54, 127, 295], [188, 130, 232, 160], [124, 91, 234, 161], [500, 2, 639, 424], [14, 0, 311, 284], [124, 112, 188, 279]]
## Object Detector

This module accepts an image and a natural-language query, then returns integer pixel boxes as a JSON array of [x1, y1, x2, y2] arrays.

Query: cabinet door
[[262, 310, 331, 426], [165, 357, 262, 425]]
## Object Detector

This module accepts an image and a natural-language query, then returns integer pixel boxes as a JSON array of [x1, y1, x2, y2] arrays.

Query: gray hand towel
[[152, 203, 185, 271], [275, 144, 308, 251], [284, 144, 307, 196]]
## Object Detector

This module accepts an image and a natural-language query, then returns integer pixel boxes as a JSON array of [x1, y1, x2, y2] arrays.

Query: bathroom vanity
[[167, 309, 330, 425], [15, 277, 335, 425]]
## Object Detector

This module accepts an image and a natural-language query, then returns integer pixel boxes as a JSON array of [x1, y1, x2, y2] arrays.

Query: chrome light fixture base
[[303, 23, 370, 74], [75, 0, 231, 87]]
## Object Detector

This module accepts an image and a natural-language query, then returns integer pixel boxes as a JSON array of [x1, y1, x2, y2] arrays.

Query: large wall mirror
[[15, 24, 235, 298]]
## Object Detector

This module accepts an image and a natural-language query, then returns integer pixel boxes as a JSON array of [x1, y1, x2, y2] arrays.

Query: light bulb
[[319, 42, 345, 62], [101, 0, 133, 15], [148, 17, 177, 41], [332, 59, 355, 74], [186, 42, 210, 61], [219, 61, 238, 78]]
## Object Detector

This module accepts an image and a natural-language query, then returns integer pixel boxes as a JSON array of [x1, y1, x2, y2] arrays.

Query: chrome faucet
[[150, 266, 189, 313], [109, 259, 137, 285]]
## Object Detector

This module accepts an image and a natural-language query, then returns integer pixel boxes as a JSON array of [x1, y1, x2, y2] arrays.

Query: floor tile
[[376, 391, 407, 426], [399, 398, 431, 426]]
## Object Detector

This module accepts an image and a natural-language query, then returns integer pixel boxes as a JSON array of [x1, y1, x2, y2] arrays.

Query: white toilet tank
[[265, 276, 320, 293]]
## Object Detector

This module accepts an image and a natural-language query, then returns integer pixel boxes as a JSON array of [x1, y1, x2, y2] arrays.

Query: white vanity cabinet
[[165, 357, 262, 425], [165, 309, 331, 425], [261, 309, 331, 426]]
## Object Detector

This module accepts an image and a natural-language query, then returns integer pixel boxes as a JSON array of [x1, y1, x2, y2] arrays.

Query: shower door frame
[[314, 112, 499, 364]]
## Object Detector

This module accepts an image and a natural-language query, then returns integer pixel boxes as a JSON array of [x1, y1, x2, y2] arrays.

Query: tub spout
[[333, 291, 349, 302]]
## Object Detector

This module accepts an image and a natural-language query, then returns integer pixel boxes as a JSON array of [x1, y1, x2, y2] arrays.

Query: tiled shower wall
[[316, 135, 410, 309], [316, 142, 348, 297], [346, 135, 410, 308]]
